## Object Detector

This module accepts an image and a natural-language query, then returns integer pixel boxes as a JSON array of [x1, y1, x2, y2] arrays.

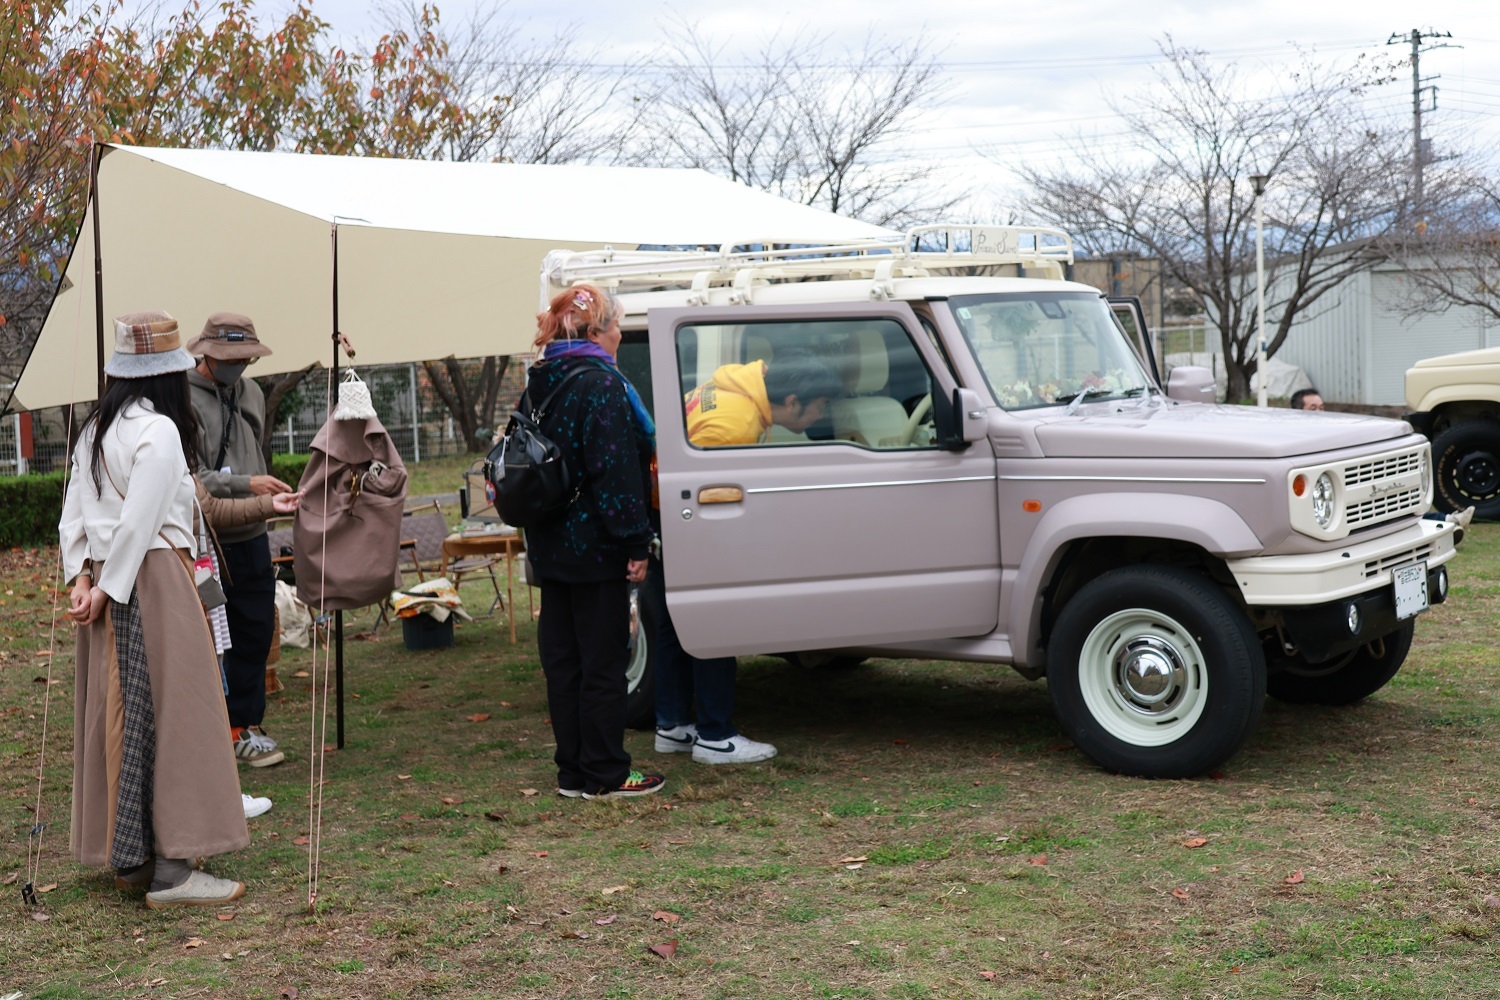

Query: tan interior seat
[[830, 329, 908, 447]]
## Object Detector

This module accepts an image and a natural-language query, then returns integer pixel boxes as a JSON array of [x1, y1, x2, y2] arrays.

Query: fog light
[[1345, 602, 1361, 635]]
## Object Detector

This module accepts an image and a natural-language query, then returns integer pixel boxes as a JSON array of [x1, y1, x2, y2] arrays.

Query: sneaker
[[692, 734, 777, 765], [247, 726, 279, 751], [654, 724, 698, 753], [145, 869, 246, 910], [242, 793, 273, 819], [556, 787, 585, 799], [232, 728, 285, 768], [582, 770, 667, 799]]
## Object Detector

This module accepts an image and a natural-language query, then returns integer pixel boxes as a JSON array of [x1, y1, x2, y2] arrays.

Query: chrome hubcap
[[1115, 636, 1187, 713]]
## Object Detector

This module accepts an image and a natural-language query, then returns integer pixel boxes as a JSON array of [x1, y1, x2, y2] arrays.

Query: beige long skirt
[[72, 548, 249, 867]]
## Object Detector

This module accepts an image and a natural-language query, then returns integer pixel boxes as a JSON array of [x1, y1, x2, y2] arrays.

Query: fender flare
[[1407, 385, 1500, 419], [1009, 492, 1263, 671]]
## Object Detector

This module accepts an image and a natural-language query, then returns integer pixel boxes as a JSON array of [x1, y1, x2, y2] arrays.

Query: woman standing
[[524, 285, 664, 799], [59, 310, 256, 907]]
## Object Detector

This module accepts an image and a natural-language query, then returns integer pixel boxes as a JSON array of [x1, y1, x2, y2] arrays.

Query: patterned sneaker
[[692, 734, 777, 765], [247, 726, 279, 751], [232, 728, 285, 768], [582, 771, 667, 799], [242, 793, 273, 819], [654, 724, 698, 753]]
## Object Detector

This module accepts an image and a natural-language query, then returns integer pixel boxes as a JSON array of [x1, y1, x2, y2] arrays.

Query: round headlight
[[1312, 472, 1335, 528]]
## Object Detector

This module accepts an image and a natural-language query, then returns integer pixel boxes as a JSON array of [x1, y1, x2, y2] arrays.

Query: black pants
[[220, 535, 276, 730], [537, 578, 632, 793]]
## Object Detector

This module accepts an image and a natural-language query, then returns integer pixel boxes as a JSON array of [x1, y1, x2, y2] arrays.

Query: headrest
[[843, 329, 889, 394]]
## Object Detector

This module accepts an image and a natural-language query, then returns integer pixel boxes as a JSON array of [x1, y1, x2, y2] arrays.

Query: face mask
[[212, 360, 247, 385]]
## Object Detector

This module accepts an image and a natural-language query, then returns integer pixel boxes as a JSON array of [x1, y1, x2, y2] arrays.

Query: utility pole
[[1388, 28, 1453, 209]]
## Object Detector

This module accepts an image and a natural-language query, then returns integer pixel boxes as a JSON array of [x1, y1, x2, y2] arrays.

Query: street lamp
[[1250, 172, 1270, 408]]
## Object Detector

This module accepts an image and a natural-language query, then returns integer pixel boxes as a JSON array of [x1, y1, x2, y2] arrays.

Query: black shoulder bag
[[484, 367, 592, 528]]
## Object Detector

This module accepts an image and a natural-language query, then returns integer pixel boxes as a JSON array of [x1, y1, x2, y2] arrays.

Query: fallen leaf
[[322, 745, 337, 752], [397, 774, 412, 780], [146, 978, 166, 987], [1229, 965, 1242, 974], [292, 836, 309, 846], [185, 937, 205, 948], [835, 855, 869, 864], [1171, 887, 1190, 901], [1182, 837, 1208, 849], [216, 912, 235, 921], [1466, 797, 1478, 805], [845, 863, 864, 870], [484, 811, 505, 822], [520, 788, 539, 797], [35, 650, 51, 657], [1040, 950, 1050, 959], [221, 952, 234, 960], [1285, 870, 1305, 885], [2, 872, 16, 885], [600, 884, 629, 895], [467, 713, 490, 723], [441, 796, 464, 805], [652, 910, 680, 924], [1028, 854, 1048, 866], [531, 851, 549, 858], [979, 970, 997, 980], [292, 670, 310, 678], [1482, 895, 1500, 908], [561, 930, 589, 939], [281, 988, 299, 1000], [595, 914, 617, 925], [499, 701, 513, 708], [37, 882, 57, 893], [31, 911, 50, 922], [647, 938, 678, 960]]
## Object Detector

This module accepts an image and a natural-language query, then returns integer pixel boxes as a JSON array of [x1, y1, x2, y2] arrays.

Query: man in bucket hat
[[187, 312, 291, 769]]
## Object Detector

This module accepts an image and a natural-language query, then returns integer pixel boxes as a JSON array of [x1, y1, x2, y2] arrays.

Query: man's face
[[1300, 393, 1325, 411], [778, 395, 829, 433]]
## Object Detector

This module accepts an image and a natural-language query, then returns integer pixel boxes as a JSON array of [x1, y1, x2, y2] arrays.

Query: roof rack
[[541, 224, 1075, 304]]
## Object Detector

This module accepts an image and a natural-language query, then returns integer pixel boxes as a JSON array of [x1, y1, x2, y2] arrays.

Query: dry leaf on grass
[[1171, 887, 1190, 901], [600, 884, 629, 895], [467, 713, 490, 723], [595, 915, 617, 925], [560, 931, 589, 940], [652, 910, 680, 924], [2, 872, 16, 885], [36, 883, 57, 893], [292, 836, 310, 846], [1182, 837, 1208, 849], [484, 811, 505, 822], [184, 937, 205, 949], [531, 851, 549, 858], [397, 774, 412, 780], [1028, 854, 1048, 866], [520, 788, 539, 797], [216, 912, 235, 921], [281, 988, 299, 1000], [292, 671, 310, 678], [441, 796, 464, 805], [1483, 895, 1500, 908], [146, 978, 167, 988], [31, 911, 50, 921], [834, 855, 869, 864], [845, 863, 864, 870], [647, 938, 678, 960], [979, 971, 997, 981], [1285, 870, 1305, 885]]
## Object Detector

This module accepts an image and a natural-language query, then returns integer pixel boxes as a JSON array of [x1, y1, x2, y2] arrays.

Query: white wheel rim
[[625, 587, 648, 694], [1076, 608, 1208, 747]]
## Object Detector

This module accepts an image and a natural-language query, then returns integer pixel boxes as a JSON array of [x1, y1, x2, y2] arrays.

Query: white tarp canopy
[[13, 144, 896, 410]]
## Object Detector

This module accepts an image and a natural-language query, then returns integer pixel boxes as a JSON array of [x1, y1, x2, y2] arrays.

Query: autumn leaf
[[397, 774, 412, 780], [560, 930, 589, 939], [216, 912, 235, 921], [37, 882, 57, 893], [467, 713, 490, 723], [31, 911, 50, 921], [281, 988, 299, 1000], [652, 910, 680, 924], [1285, 870, 1305, 885], [979, 971, 997, 980], [595, 914, 617, 925], [520, 788, 539, 797], [441, 796, 463, 805], [292, 836, 309, 846], [1028, 854, 1048, 866], [184, 937, 205, 949], [1483, 895, 1500, 908], [531, 851, 548, 858], [484, 811, 505, 822], [834, 855, 869, 864], [1171, 887, 1190, 901], [600, 884, 629, 895], [1182, 837, 1208, 849], [647, 938, 678, 959]]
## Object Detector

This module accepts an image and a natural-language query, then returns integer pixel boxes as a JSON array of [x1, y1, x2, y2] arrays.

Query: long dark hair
[[81, 372, 201, 496]]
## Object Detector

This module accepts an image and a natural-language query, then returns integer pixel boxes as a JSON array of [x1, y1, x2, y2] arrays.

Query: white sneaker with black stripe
[[691, 734, 777, 765], [654, 724, 698, 753]]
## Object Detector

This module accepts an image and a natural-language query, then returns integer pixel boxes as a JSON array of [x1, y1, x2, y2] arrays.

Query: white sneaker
[[242, 793, 273, 819], [655, 724, 698, 753], [691, 734, 777, 765]]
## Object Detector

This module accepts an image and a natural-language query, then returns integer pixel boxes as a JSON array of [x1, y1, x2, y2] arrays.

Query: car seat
[[830, 329, 908, 447]]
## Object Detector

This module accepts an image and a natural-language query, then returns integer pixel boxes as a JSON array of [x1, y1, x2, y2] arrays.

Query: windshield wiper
[[1061, 386, 1110, 415]]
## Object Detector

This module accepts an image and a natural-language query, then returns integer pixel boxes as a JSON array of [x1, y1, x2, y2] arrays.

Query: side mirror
[[933, 387, 986, 450], [1166, 366, 1215, 403]]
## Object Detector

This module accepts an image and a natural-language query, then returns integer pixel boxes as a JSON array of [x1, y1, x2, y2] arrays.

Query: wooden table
[[442, 530, 527, 642]]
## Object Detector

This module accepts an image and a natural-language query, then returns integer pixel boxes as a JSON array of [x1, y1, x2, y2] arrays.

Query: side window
[[676, 318, 939, 449]]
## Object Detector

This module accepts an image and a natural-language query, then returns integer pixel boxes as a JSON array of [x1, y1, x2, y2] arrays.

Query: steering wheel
[[900, 393, 933, 445]]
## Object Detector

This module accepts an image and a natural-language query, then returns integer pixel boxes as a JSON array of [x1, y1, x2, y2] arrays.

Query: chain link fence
[[1, 358, 527, 476]]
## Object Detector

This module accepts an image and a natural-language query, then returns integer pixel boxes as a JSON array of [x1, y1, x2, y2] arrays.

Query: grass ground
[[2, 521, 1498, 999]]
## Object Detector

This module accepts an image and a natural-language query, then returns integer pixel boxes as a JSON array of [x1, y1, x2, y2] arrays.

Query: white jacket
[[59, 400, 197, 603]]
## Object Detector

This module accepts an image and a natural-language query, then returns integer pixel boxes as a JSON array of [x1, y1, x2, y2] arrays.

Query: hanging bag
[[485, 367, 592, 528]]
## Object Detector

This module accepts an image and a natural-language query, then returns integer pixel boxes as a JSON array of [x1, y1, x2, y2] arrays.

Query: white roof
[[13, 145, 894, 409]]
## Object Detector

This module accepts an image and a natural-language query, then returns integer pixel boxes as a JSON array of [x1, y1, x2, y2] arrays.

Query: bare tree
[[639, 19, 956, 228], [1380, 177, 1500, 324], [1021, 42, 1418, 401]]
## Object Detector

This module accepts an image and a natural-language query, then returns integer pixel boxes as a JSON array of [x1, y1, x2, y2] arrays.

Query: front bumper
[[1273, 562, 1449, 662], [1226, 518, 1458, 607]]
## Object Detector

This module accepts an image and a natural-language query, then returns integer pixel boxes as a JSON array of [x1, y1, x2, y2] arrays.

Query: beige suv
[[551, 226, 1460, 779], [1405, 348, 1500, 520]]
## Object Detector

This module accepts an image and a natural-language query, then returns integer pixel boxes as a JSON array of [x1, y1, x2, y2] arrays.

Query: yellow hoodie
[[684, 361, 773, 446]]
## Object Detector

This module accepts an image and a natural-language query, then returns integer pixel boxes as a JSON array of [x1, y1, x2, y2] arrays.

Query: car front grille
[[1344, 446, 1428, 531]]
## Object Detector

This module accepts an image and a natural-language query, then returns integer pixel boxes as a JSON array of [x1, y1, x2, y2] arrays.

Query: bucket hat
[[103, 311, 197, 378], [186, 312, 273, 361]]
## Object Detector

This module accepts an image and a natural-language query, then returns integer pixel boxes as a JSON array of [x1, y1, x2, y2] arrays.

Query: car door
[[1108, 295, 1160, 382], [651, 301, 1002, 658]]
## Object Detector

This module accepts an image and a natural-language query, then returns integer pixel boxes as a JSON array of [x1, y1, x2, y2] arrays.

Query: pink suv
[[552, 227, 1461, 778]]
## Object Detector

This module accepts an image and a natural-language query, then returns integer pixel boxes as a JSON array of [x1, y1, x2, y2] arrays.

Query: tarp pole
[[331, 222, 346, 750], [90, 144, 105, 400]]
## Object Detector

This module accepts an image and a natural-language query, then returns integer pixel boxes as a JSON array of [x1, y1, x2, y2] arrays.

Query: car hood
[[1408, 346, 1500, 369], [1029, 400, 1413, 459]]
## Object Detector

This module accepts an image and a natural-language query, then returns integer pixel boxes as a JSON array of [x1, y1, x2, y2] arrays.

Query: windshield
[[949, 293, 1153, 410]]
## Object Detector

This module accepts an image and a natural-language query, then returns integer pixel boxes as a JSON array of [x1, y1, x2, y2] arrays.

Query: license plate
[[1393, 562, 1429, 620]]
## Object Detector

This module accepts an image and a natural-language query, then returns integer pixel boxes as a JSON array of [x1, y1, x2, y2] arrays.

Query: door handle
[[698, 486, 744, 504]]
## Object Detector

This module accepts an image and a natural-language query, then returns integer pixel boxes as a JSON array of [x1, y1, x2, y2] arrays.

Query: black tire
[[779, 651, 869, 670], [1266, 622, 1413, 706], [1048, 566, 1265, 779], [1432, 420, 1500, 519], [624, 586, 656, 730]]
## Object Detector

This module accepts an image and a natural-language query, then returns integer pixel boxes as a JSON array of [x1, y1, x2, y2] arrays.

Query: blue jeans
[[646, 556, 738, 742]]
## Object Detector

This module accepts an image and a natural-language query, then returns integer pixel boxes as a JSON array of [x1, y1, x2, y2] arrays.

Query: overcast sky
[[159, 0, 1500, 216]]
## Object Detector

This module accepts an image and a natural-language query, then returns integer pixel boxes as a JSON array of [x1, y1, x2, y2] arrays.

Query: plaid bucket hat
[[185, 312, 272, 361], [103, 310, 197, 378]]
